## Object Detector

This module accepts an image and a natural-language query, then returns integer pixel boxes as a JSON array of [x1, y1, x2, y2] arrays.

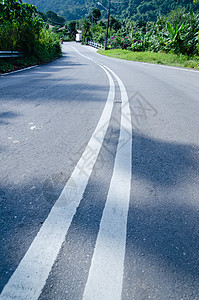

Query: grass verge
[[97, 49, 199, 70], [0, 54, 61, 74], [0, 57, 39, 74]]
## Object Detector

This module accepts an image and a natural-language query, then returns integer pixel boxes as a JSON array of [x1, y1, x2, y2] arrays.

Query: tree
[[0, 0, 61, 60], [45, 10, 65, 26], [68, 21, 77, 39], [37, 11, 48, 22], [83, 18, 91, 41], [109, 15, 121, 31], [0, 0, 40, 51], [92, 8, 101, 23]]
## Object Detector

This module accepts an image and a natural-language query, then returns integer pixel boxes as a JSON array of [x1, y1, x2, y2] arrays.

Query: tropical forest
[[0, 0, 199, 72]]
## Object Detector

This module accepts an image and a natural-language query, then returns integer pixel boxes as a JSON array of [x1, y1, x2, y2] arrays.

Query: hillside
[[24, 0, 199, 21]]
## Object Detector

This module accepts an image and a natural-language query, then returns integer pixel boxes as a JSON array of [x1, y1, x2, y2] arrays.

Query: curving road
[[0, 42, 199, 299]]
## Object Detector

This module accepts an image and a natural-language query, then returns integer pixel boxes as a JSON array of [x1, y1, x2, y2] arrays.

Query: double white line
[[0, 46, 132, 300]]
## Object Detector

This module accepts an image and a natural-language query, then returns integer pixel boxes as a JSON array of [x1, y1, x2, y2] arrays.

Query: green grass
[[0, 54, 61, 74], [0, 57, 38, 74], [97, 49, 199, 70]]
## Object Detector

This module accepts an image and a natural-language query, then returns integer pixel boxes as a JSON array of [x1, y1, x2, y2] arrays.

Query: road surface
[[0, 42, 199, 299]]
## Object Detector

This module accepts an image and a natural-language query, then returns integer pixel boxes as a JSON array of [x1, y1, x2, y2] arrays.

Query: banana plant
[[167, 21, 185, 40], [166, 21, 189, 53]]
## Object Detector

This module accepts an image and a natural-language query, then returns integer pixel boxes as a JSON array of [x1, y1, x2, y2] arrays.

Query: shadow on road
[[0, 125, 199, 298], [0, 52, 108, 104], [0, 47, 199, 297], [131, 131, 199, 187], [124, 131, 199, 298], [38, 131, 199, 299], [0, 111, 21, 125]]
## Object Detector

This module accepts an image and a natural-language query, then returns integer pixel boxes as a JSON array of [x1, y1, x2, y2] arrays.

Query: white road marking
[[83, 44, 199, 73], [0, 50, 115, 300], [83, 64, 132, 300], [82, 45, 98, 53], [134, 60, 199, 73]]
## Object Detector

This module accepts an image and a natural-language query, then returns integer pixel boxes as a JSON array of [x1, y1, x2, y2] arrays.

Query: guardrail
[[88, 41, 104, 49], [0, 51, 23, 58]]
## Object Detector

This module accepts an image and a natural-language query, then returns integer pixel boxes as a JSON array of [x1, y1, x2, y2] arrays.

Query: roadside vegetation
[[1, 0, 199, 73], [56, 6, 199, 70], [104, 9, 199, 55], [96, 8, 199, 70], [98, 49, 199, 69], [22, 0, 199, 23], [0, 0, 62, 74]]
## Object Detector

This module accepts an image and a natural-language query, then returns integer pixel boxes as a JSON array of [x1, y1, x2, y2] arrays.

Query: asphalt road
[[0, 42, 199, 300]]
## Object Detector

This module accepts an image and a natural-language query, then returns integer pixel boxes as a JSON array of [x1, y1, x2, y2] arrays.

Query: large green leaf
[[167, 22, 175, 37]]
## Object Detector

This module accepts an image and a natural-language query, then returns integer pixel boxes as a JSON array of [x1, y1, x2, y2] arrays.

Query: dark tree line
[[22, 0, 199, 22]]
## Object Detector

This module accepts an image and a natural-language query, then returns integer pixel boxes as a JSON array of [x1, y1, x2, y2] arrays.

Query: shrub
[[34, 28, 61, 62], [106, 10, 199, 56], [0, 0, 62, 64]]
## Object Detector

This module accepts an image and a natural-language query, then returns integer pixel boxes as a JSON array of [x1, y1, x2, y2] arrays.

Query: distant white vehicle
[[76, 31, 82, 42]]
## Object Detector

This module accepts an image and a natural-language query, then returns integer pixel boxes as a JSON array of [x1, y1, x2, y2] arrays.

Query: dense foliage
[[72, 6, 197, 56], [38, 10, 65, 26], [0, 0, 61, 63], [55, 5, 199, 57], [114, 9, 199, 55], [23, 0, 199, 22]]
